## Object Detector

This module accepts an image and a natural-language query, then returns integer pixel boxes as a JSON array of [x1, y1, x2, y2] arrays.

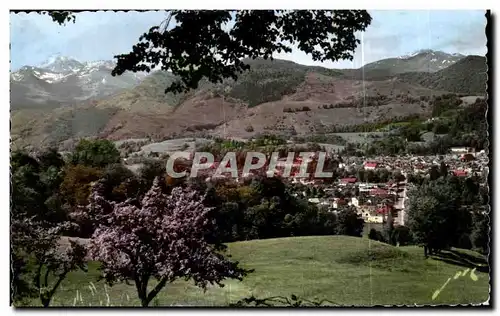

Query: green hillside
[[22, 236, 489, 307], [212, 58, 343, 107], [397, 56, 487, 95]]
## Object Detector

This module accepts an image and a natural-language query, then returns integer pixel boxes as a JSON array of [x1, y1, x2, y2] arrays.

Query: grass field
[[21, 236, 489, 307]]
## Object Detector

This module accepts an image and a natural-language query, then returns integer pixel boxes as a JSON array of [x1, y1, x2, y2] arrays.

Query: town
[[139, 143, 488, 227], [10, 9, 490, 308]]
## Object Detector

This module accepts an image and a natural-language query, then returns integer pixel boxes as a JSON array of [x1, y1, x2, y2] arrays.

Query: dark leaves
[[111, 10, 371, 94], [44, 11, 76, 25]]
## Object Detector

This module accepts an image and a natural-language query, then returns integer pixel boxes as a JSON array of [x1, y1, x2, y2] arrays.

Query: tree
[[11, 216, 86, 307], [36, 148, 66, 170], [439, 161, 448, 178], [401, 124, 422, 142], [336, 206, 364, 237], [85, 178, 250, 307], [471, 210, 490, 254], [383, 210, 395, 245], [429, 165, 440, 181], [11, 154, 86, 306], [406, 178, 471, 257], [101, 163, 138, 202], [70, 139, 120, 168], [368, 228, 386, 243], [138, 159, 167, 188], [392, 226, 413, 246], [49, 10, 371, 94], [59, 164, 104, 207]]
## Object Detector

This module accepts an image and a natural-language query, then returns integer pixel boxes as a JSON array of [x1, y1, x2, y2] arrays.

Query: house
[[339, 177, 357, 185], [308, 198, 321, 204], [453, 170, 468, 177], [376, 205, 393, 215], [461, 153, 475, 162], [333, 198, 348, 209], [364, 214, 384, 223], [364, 162, 378, 170], [450, 147, 474, 154], [413, 163, 426, 173], [357, 207, 384, 223], [370, 188, 389, 197]]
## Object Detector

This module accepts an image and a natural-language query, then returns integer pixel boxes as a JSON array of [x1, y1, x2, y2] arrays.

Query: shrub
[[368, 228, 386, 242], [70, 139, 120, 168]]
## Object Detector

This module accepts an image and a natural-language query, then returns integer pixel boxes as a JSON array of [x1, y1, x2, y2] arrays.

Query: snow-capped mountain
[[397, 49, 465, 70], [38, 55, 85, 73], [362, 50, 466, 75], [10, 55, 148, 109]]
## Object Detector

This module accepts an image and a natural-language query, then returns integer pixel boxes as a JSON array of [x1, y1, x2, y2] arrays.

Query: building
[[332, 198, 348, 209], [461, 153, 475, 162], [450, 147, 474, 154], [364, 162, 378, 170], [357, 206, 383, 223], [339, 177, 357, 185], [453, 170, 468, 177], [370, 188, 389, 197], [376, 205, 393, 215]]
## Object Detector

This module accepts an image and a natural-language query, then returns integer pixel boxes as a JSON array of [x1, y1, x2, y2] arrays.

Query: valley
[[10, 50, 487, 150]]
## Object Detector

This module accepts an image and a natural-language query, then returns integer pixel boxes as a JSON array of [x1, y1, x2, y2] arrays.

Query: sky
[[10, 10, 487, 71]]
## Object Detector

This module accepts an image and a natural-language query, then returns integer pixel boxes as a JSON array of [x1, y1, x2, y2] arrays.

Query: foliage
[[398, 56, 487, 95], [85, 178, 250, 306], [200, 176, 342, 243], [368, 228, 386, 243], [11, 150, 86, 306], [225, 60, 308, 107], [336, 206, 364, 237], [293, 134, 347, 145], [13, 218, 86, 307], [70, 139, 120, 168], [400, 123, 423, 142], [59, 165, 104, 208], [430, 94, 463, 117], [383, 210, 395, 245], [45, 11, 76, 24], [101, 163, 139, 202], [365, 136, 407, 156], [470, 211, 490, 255], [406, 177, 472, 256], [392, 226, 414, 246], [330, 114, 424, 133], [109, 10, 371, 94]]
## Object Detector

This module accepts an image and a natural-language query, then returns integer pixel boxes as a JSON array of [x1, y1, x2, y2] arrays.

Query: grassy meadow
[[21, 236, 489, 307]]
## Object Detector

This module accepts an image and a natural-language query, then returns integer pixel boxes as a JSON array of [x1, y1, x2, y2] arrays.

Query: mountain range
[[10, 50, 487, 150], [10, 55, 147, 109]]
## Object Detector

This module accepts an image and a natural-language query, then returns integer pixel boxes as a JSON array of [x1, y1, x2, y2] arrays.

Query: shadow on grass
[[431, 249, 489, 273]]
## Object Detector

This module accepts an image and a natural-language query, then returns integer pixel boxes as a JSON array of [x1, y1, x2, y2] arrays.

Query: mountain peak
[[38, 55, 83, 73], [399, 49, 465, 60]]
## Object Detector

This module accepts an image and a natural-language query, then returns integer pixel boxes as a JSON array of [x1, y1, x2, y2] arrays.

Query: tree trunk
[[424, 245, 428, 258], [41, 295, 51, 307], [135, 278, 150, 307], [141, 297, 150, 307]]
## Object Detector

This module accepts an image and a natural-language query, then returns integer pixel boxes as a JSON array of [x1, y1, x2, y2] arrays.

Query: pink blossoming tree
[[85, 178, 250, 307]]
